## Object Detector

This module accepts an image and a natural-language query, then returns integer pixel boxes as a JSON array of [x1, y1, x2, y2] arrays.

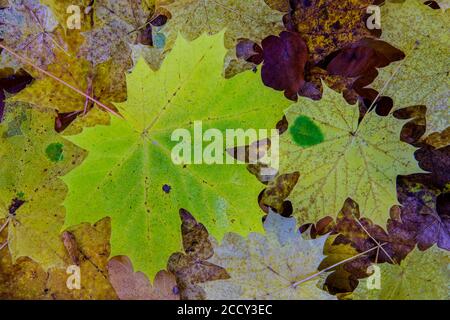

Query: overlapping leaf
[[62, 32, 290, 280], [353, 246, 449, 300], [267, 85, 422, 226], [160, 0, 284, 74], [0, 218, 118, 299], [0, 0, 66, 70], [285, 0, 377, 63], [370, 0, 450, 137], [201, 212, 336, 299], [0, 68, 33, 120], [10, 31, 129, 134], [160, 0, 284, 49], [79, 0, 167, 70], [0, 103, 84, 268], [168, 209, 229, 300]]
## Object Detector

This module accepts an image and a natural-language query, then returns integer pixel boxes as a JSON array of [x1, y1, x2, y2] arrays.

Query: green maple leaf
[[271, 85, 423, 227], [353, 246, 449, 300], [62, 32, 290, 279], [371, 0, 449, 137], [200, 212, 336, 300], [0, 103, 84, 269]]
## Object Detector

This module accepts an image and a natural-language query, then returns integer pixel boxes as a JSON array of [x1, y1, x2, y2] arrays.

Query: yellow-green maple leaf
[[62, 32, 290, 280], [274, 85, 423, 227], [372, 0, 450, 137], [0, 103, 84, 269], [353, 246, 449, 300]]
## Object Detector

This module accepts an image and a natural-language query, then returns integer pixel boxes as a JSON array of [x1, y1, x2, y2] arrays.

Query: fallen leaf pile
[[0, 0, 448, 300]]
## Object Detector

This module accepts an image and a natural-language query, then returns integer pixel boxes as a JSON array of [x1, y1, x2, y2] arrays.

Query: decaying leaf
[[79, 0, 167, 70], [322, 38, 404, 104], [10, 32, 129, 133], [303, 187, 450, 294], [0, 218, 118, 300], [167, 209, 229, 300], [11, 57, 121, 115], [285, 0, 377, 63], [394, 161, 450, 252], [370, 0, 450, 137], [261, 31, 308, 100], [424, 127, 450, 149], [260, 172, 299, 214], [201, 212, 336, 300], [161, 0, 284, 49], [0, 0, 66, 70], [319, 235, 359, 295], [247, 27, 403, 104]]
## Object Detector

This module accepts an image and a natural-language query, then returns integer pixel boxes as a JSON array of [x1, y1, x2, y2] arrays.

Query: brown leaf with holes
[[167, 209, 229, 300], [261, 172, 300, 213], [285, 0, 379, 63]]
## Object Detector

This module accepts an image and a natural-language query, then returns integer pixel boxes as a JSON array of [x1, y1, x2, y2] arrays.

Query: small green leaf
[[289, 115, 324, 147], [45, 143, 64, 162]]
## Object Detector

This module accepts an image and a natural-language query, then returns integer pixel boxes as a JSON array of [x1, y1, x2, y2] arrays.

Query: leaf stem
[[351, 213, 397, 265], [0, 240, 8, 251], [0, 218, 9, 234], [292, 243, 386, 288]]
